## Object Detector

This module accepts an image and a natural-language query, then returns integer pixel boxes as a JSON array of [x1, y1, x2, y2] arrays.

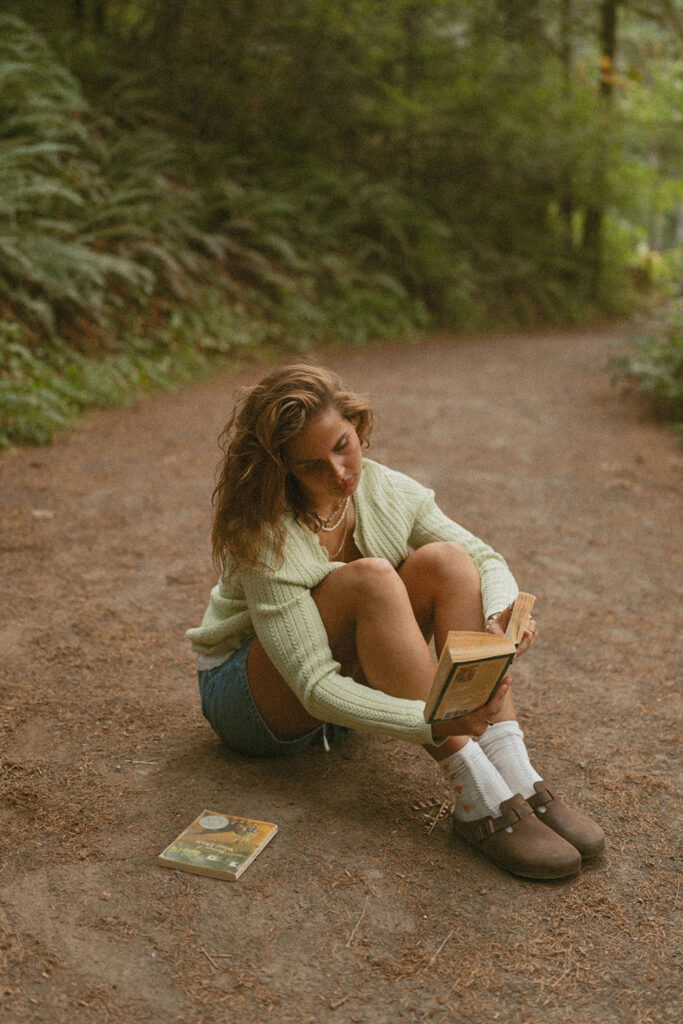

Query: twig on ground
[[428, 928, 455, 967], [427, 799, 451, 835], [346, 894, 370, 947], [200, 946, 220, 972]]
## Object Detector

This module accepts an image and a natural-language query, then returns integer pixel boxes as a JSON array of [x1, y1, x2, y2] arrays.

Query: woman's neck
[[312, 494, 345, 520]]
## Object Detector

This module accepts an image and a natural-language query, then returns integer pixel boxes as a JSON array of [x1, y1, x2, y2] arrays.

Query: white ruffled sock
[[438, 739, 514, 822], [478, 720, 543, 800]]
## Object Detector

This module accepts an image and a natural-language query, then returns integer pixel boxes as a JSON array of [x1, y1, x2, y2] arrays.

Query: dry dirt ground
[[0, 327, 680, 1024]]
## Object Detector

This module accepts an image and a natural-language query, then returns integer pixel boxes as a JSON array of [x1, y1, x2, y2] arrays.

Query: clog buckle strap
[[474, 797, 532, 842], [526, 784, 555, 810]]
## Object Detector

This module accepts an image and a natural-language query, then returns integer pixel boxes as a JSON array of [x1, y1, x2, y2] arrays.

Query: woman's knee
[[316, 557, 401, 609], [312, 558, 404, 665], [340, 556, 399, 596], [404, 541, 479, 584]]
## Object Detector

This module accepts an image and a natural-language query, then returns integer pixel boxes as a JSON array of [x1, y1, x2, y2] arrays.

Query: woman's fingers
[[513, 615, 538, 657], [485, 679, 508, 715], [485, 612, 506, 636], [464, 679, 509, 734], [432, 678, 511, 738]]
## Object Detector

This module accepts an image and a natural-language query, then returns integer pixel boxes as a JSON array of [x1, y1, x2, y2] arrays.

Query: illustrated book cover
[[158, 810, 278, 881], [424, 593, 536, 724]]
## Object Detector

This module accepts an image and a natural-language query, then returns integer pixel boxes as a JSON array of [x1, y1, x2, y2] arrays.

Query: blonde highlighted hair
[[212, 362, 372, 573]]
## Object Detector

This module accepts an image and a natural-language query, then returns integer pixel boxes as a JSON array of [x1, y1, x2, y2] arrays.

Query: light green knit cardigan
[[187, 459, 519, 745]]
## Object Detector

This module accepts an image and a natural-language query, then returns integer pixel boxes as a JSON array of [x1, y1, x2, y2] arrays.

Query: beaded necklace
[[316, 494, 351, 532], [329, 503, 350, 558]]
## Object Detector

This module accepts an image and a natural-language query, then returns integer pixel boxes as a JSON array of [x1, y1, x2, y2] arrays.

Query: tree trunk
[[399, 1, 426, 191], [94, 0, 107, 33], [151, 0, 186, 105], [582, 0, 619, 297], [559, 0, 575, 248]]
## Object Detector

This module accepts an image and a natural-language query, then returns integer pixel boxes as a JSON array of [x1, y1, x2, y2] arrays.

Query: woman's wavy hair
[[212, 362, 373, 574]]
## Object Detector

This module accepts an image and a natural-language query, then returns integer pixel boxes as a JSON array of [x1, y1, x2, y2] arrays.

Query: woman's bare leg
[[247, 556, 435, 740], [247, 544, 516, 750], [397, 541, 485, 650], [397, 543, 518, 757]]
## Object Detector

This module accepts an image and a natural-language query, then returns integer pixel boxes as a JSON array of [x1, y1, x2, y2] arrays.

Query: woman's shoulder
[[361, 458, 432, 501]]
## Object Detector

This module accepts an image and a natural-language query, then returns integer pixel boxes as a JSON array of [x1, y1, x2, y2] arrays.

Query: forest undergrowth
[[0, 9, 680, 446]]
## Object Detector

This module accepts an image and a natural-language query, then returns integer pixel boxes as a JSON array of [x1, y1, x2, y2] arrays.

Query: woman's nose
[[330, 456, 345, 480]]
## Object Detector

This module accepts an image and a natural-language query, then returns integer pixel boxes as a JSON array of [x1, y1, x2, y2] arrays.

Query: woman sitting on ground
[[187, 363, 604, 879]]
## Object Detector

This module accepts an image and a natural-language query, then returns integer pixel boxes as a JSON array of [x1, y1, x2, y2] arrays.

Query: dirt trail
[[0, 327, 680, 1024]]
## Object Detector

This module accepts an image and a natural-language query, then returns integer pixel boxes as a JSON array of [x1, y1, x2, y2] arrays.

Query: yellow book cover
[[424, 592, 536, 724], [158, 810, 278, 881], [424, 632, 515, 723]]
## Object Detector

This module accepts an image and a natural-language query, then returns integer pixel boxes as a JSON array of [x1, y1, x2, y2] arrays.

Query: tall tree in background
[[583, 0, 620, 297], [559, 0, 577, 254], [72, 0, 107, 33]]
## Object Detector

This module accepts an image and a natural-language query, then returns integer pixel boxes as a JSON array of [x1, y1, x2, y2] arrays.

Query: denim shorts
[[198, 638, 352, 757]]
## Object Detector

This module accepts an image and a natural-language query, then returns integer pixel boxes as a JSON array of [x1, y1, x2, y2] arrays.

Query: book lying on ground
[[158, 810, 278, 881], [424, 593, 536, 724]]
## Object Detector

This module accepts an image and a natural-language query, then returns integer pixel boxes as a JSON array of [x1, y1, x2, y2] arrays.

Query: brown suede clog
[[453, 793, 582, 880], [527, 780, 605, 861]]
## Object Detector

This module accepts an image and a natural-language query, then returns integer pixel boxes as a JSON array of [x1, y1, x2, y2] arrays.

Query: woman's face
[[285, 405, 363, 512]]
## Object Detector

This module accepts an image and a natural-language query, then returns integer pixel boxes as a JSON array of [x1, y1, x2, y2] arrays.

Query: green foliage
[[611, 300, 683, 430], [199, 170, 435, 344], [0, 15, 194, 340], [0, 5, 681, 445], [0, 15, 435, 445], [0, 297, 260, 447]]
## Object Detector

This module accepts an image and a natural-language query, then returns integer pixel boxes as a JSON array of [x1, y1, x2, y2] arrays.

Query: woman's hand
[[429, 603, 538, 742], [486, 603, 539, 658], [430, 678, 511, 740]]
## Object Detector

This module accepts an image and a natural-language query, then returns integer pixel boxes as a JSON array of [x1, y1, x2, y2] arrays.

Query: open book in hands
[[424, 593, 536, 724]]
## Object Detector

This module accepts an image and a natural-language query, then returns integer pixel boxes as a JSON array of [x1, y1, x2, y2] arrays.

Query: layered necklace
[[317, 494, 350, 532], [311, 494, 351, 559]]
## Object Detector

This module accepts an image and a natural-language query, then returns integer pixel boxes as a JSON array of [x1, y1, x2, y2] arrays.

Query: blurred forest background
[[0, 0, 681, 445]]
